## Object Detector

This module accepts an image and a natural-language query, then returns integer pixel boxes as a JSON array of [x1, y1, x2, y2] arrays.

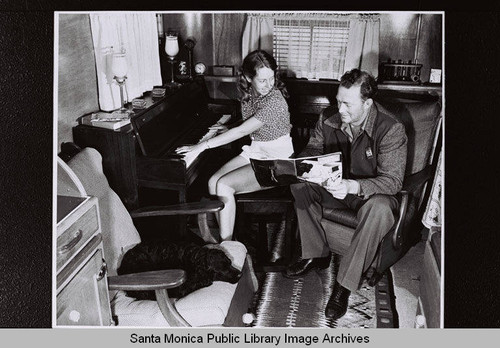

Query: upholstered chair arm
[[108, 270, 191, 327], [402, 165, 432, 194], [129, 200, 224, 218], [129, 200, 224, 244], [392, 164, 435, 250], [108, 269, 186, 291], [392, 191, 409, 249], [391, 164, 435, 250]]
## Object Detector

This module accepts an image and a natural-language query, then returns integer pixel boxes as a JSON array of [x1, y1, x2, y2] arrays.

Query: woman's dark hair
[[238, 50, 288, 102], [340, 69, 378, 100]]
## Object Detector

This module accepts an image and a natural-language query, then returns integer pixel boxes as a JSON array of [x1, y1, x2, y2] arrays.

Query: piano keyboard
[[183, 114, 232, 168]]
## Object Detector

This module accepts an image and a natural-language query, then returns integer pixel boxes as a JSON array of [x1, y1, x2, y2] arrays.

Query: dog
[[118, 239, 242, 300]]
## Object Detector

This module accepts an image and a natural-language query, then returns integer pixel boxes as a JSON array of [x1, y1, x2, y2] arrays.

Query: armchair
[[320, 100, 442, 285], [57, 146, 257, 326]]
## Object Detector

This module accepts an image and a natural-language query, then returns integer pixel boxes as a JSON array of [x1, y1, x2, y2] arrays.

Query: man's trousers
[[290, 182, 398, 292]]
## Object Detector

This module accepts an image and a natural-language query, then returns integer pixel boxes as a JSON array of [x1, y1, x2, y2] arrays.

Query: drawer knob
[[69, 310, 81, 323], [96, 259, 108, 281], [58, 229, 83, 254], [415, 315, 426, 328]]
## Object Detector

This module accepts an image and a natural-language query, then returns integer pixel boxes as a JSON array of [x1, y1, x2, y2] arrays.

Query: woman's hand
[[209, 124, 229, 134], [175, 142, 206, 155]]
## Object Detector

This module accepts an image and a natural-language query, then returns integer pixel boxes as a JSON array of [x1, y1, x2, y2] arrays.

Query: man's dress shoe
[[283, 255, 331, 279], [325, 281, 351, 320]]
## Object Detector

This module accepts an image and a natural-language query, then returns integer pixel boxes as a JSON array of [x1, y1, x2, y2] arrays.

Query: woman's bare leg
[[208, 155, 249, 227], [208, 155, 249, 195], [215, 164, 263, 241]]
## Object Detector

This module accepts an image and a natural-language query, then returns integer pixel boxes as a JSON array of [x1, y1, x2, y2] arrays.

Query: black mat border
[[2, 3, 500, 328]]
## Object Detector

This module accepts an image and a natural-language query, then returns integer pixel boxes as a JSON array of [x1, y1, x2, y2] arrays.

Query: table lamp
[[111, 52, 132, 118], [165, 32, 181, 87]]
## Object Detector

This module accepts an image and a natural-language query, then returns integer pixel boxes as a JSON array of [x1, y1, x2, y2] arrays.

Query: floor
[[202, 214, 431, 328], [248, 224, 431, 328], [390, 229, 428, 328]]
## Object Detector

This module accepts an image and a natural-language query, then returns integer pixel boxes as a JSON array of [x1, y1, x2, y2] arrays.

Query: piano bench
[[234, 186, 296, 272]]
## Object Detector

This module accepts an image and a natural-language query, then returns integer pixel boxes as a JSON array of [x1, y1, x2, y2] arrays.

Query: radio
[[379, 59, 422, 84], [212, 65, 235, 76]]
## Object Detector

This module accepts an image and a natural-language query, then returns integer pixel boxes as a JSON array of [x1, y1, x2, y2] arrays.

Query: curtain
[[422, 151, 443, 229], [241, 15, 274, 59], [344, 15, 380, 78], [243, 13, 379, 80], [90, 13, 162, 112]]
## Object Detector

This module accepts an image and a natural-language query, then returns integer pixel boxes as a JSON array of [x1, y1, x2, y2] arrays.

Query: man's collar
[[362, 103, 377, 137], [326, 103, 378, 138]]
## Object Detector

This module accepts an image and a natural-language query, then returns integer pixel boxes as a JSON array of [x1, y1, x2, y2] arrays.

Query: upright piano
[[73, 78, 239, 210]]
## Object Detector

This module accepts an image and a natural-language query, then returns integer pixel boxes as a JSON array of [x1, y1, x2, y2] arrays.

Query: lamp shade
[[165, 34, 179, 57], [111, 53, 128, 78]]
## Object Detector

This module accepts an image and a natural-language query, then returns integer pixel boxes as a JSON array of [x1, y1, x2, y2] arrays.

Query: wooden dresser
[[56, 195, 113, 326]]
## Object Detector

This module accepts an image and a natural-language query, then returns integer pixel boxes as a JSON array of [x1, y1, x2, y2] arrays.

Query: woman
[[176, 50, 293, 241]]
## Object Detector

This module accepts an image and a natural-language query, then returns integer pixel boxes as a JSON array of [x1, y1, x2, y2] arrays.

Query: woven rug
[[244, 222, 396, 328]]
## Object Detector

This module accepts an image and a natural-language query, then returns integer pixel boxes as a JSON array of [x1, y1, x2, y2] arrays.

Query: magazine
[[79, 112, 131, 130], [250, 152, 342, 188]]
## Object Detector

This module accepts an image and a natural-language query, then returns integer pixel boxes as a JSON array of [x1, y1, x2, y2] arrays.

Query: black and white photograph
[[54, 11, 444, 330], [3, 1, 500, 345]]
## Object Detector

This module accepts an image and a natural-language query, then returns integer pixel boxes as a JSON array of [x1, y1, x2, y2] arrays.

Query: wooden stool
[[234, 186, 295, 271]]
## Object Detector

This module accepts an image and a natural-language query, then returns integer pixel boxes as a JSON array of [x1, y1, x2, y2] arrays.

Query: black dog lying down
[[118, 240, 242, 300]]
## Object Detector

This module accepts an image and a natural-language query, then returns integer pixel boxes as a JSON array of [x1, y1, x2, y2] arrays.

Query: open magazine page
[[296, 152, 342, 187], [250, 152, 342, 187]]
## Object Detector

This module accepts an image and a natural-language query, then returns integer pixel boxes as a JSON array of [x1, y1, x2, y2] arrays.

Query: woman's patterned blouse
[[241, 87, 292, 141]]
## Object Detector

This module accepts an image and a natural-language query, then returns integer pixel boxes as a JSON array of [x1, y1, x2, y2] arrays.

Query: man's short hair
[[340, 69, 378, 100]]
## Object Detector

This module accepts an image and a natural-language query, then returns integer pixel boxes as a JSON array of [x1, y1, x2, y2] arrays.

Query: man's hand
[[325, 179, 360, 199]]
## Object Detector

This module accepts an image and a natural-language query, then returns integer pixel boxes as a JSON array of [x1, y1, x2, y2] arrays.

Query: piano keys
[[182, 113, 231, 168], [73, 78, 239, 210]]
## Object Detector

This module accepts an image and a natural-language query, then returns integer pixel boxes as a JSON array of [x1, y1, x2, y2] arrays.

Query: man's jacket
[[298, 102, 408, 198]]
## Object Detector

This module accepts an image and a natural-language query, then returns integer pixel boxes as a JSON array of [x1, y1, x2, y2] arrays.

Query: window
[[273, 17, 350, 80]]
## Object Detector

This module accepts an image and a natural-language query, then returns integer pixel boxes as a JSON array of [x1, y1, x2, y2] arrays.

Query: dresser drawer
[[57, 238, 112, 326], [57, 196, 100, 272]]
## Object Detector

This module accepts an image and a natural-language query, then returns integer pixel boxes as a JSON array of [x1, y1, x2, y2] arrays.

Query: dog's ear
[[205, 249, 231, 271], [189, 247, 208, 269]]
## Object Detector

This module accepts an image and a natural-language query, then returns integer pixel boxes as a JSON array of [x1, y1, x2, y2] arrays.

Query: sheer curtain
[[90, 13, 162, 112], [242, 14, 274, 58], [344, 15, 380, 78]]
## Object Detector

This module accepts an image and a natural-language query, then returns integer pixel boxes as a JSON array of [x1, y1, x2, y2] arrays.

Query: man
[[283, 69, 407, 320]]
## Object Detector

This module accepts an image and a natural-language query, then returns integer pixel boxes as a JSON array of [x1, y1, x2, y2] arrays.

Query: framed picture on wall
[[429, 68, 442, 83]]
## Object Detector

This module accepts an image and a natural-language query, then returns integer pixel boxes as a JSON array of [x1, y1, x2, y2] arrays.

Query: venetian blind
[[273, 16, 350, 80]]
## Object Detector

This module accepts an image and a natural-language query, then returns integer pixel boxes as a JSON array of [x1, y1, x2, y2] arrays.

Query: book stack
[[152, 87, 166, 98], [91, 113, 129, 122], [132, 98, 147, 109], [80, 112, 131, 130]]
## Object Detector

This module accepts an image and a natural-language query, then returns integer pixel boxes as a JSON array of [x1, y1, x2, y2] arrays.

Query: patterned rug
[[242, 222, 396, 328]]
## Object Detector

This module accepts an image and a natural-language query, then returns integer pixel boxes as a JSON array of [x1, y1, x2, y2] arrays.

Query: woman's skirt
[[240, 134, 294, 162]]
